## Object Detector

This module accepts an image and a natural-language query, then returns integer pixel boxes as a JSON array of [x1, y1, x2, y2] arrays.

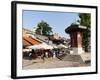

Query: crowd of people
[[23, 48, 66, 60]]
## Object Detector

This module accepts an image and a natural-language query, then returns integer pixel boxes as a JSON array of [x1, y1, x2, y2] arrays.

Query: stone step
[[58, 54, 84, 63], [80, 53, 91, 62]]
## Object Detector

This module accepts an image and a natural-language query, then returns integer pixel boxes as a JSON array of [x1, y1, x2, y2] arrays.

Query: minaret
[[32, 27, 36, 34]]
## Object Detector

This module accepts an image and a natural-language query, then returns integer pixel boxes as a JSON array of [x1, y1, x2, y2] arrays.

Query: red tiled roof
[[23, 36, 42, 46], [23, 38, 32, 46]]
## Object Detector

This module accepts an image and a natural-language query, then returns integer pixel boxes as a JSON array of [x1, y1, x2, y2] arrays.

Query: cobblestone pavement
[[22, 58, 90, 70]]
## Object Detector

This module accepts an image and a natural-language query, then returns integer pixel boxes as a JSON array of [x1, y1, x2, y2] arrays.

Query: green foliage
[[35, 20, 53, 36], [79, 13, 91, 52], [79, 13, 91, 27]]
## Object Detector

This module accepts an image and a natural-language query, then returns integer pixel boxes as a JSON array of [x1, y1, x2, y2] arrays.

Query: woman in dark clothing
[[41, 49, 45, 61], [31, 49, 37, 59]]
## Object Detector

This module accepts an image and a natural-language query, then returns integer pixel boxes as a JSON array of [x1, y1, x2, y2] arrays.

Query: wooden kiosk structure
[[65, 22, 86, 54]]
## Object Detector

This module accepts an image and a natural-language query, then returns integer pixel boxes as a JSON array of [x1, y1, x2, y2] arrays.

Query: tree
[[79, 13, 91, 52], [35, 20, 53, 36]]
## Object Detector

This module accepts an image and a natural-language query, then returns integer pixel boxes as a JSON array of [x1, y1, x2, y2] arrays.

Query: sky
[[23, 10, 80, 38]]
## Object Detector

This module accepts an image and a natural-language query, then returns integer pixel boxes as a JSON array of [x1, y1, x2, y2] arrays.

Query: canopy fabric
[[27, 43, 53, 49], [51, 44, 58, 48], [58, 44, 68, 48], [23, 49, 32, 52]]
